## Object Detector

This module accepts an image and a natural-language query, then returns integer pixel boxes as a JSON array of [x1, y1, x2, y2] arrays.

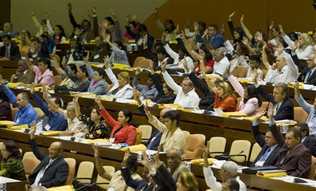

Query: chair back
[[64, 158, 76, 185], [229, 140, 251, 163], [249, 143, 262, 163], [76, 161, 94, 184], [96, 166, 115, 190], [22, 152, 40, 175], [208, 137, 227, 157], [138, 125, 152, 140], [294, 107, 308, 124]]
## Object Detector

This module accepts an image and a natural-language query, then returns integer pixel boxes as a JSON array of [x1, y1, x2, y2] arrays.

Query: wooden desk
[[0, 129, 315, 191], [0, 176, 26, 191], [0, 60, 18, 80], [11, 87, 266, 150]]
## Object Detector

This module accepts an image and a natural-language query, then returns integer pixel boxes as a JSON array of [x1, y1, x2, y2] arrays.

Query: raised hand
[[121, 149, 131, 167], [240, 14, 245, 23], [293, 82, 300, 99], [73, 96, 79, 104], [143, 103, 154, 121], [67, 2, 72, 12], [228, 11, 235, 21], [92, 143, 99, 157], [95, 97, 104, 109], [160, 58, 168, 73]]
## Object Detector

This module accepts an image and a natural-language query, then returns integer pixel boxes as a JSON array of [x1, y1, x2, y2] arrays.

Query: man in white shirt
[[264, 51, 299, 84], [161, 61, 200, 108], [203, 160, 247, 191], [213, 47, 230, 77]]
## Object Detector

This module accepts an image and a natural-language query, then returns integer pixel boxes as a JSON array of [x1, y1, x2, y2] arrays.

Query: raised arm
[[144, 105, 167, 133], [95, 98, 119, 128], [203, 167, 222, 191], [163, 44, 179, 65], [32, 92, 50, 117], [227, 11, 236, 40], [227, 75, 244, 98], [240, 15, 253, 40], [67, 3, 80, 28], [104, 62, 119, 89], [92, 144, 112, 180], [161, 61, 181, 94], [294, 84, 313, 113], [31, 13, 42, 30], [261, 43, 271, 70], [0, 85, 17, 104]]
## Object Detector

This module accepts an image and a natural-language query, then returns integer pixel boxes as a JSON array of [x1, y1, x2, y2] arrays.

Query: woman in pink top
[[33, 58, 54, 86], [228, 75, 261, 115]]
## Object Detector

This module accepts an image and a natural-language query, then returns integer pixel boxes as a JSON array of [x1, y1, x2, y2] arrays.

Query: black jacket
[[300, 68, 316, 86], [0, 43, 20, 60], [29, 140, 68, 188], [273, 98, 294, 120], [121, 164, 176, 191], [303, 134, 316, 157]]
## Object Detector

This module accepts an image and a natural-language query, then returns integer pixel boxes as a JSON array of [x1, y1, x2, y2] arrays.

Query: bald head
[[48, 141, 63, 159]]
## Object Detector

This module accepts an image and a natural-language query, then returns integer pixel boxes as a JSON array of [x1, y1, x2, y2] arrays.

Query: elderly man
[[301, 53, 316, 86], [161, 61, 200, 109], [29, 129, 68, 188], [0, 83, 37, 125], [212, 47, 231, 77], [203, 153, 247, 191]]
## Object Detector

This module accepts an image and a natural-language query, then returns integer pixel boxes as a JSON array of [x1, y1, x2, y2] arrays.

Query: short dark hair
[[162, 110, 180, 125], [126, 153, 138, 173], [3, 140, 21, 159], [121, 109, 133, 123], [287, 127, 302, 142], [96, 68, 106, 78], [104, 16, 115, 25], [79, 65, 89, 77], [38, 58, 52, 70], [274, 83, 288, 97]]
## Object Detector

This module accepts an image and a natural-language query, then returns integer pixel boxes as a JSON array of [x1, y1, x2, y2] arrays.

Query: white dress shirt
[[105, 67, 133, 99], [164, 44, 195, 73], [162, 71, 200, 108], [213, 56, 230, 76], [203, 166, 247, 191]]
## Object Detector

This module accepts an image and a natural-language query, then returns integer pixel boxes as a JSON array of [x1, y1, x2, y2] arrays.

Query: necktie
[[305, 71, 312, 83]]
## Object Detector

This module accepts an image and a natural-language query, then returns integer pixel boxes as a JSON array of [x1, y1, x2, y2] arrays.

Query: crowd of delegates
[[1, 3, 316, 190]]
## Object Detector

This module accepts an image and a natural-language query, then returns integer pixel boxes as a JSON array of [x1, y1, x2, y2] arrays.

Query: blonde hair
[[215, 80, 233, 98], [118, 72, 130, 83]]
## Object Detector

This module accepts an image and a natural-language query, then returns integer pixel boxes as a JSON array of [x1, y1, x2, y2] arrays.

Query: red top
[[213, 94, 237, 112], [195, 59, 215, 74], [99, 109, 137, 145]]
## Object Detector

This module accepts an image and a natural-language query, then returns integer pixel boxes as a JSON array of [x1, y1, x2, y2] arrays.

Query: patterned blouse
[[79, 114, 111, 139]]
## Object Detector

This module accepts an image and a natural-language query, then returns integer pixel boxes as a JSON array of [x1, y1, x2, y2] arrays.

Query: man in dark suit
[[29, 129, 68, 188], [259, 83, 294, 120], [275, 125, 312, 178], [300, 54, 316, 86], [299, 123, 316, 157], [272, 83, 294, 120], [251, 113, 287, 167], [0, 35, 20, 61]]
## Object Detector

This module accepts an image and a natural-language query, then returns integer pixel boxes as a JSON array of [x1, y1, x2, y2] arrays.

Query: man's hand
[[92, 144, 99, 157], [67, 2, 72, 12], [95, 97, 104, 109], [228, 11, 235, 21], [240, 14, 245, 23]]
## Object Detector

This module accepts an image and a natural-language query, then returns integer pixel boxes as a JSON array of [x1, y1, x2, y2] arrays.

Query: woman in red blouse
[[95, 99, 137, 145], [212, 80, 237, 112]]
